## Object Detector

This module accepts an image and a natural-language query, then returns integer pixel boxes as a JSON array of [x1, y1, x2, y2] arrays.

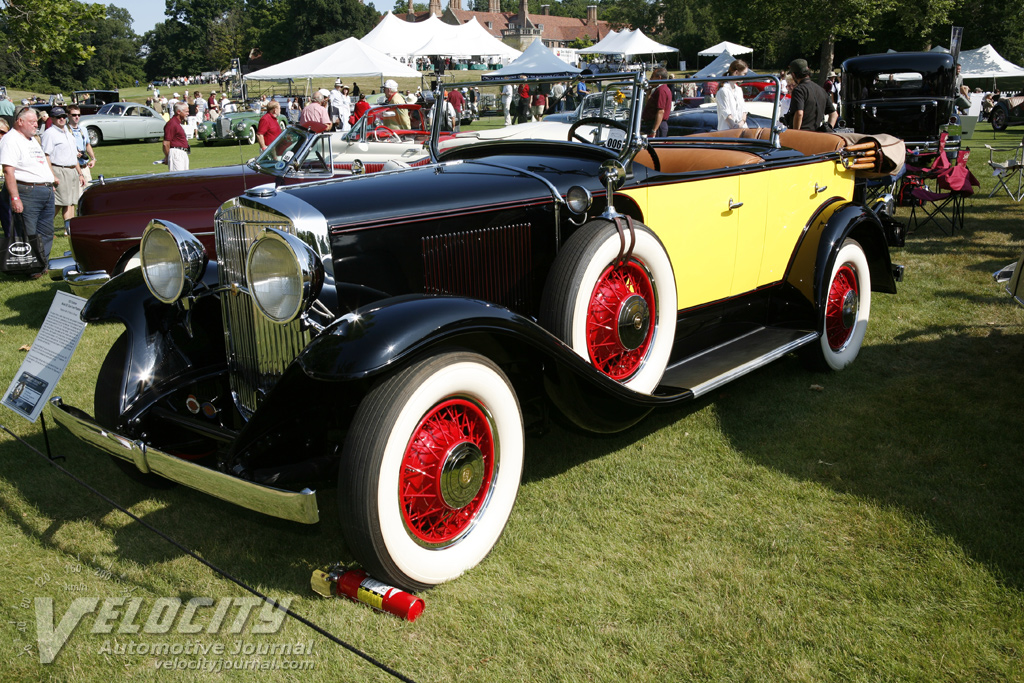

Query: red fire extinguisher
[[311, 565, 425, 622]]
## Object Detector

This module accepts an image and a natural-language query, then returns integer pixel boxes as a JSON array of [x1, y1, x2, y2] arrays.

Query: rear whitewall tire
[[807, 238, 871, 371]]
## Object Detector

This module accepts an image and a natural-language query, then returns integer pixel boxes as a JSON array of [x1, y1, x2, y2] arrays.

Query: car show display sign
[[2, 291, 87, 423]]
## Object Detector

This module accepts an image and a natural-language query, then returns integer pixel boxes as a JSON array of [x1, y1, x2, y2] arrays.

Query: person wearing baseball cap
[[382, 80, 410, 130], [788, 58, 837, 132]]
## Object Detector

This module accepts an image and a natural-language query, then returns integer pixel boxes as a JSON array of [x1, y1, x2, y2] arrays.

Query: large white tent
[[360, 12, 434, 56], [958, 44, 1024, 79], [411, 18, 522, 59], [482, 40, 581, 80], [699, 41, 752, 57], [693, 51, 735, 79], [245, 37, 420, 80], [578, 29, 677, 57]]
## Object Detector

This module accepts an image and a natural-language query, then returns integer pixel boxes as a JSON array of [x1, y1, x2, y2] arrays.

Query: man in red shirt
[[162, 102, 190, 171], [447, 88, 464, 132], [256, 100, 283, 151], [641, 67, 673, 137]]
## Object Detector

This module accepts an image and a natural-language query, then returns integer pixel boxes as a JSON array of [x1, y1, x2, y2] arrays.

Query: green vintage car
[[197, 109, 289, 146]]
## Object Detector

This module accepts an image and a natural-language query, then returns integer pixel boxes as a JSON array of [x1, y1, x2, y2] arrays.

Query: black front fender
[[81, 264, 225, 419], [290, 295, 690, 432]]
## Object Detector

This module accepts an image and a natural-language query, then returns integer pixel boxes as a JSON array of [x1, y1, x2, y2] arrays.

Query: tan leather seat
[[634, 147, 762, 173]]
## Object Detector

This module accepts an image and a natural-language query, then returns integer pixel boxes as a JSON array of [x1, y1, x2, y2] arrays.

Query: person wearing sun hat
[[382, 80, 410, 130]]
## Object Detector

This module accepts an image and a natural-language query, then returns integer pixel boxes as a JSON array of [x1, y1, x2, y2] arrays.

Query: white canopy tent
[[482, 40, 581, 80], [699, 41, 752, 57], [411, 18, 522, 59], [245, 37, 420, 80], [578, 29, 678, 57], [575, 29, 620, 54], [360, 12, 435, 56], [958, 44, 1024, 79], [693, 51, 735, 79]]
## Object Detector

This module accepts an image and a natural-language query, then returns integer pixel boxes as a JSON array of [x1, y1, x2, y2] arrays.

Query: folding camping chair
[[909, 148, 979, 235], [985, 136, 1024, 202]]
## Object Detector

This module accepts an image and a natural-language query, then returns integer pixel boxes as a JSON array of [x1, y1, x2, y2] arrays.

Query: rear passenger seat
[[633, 147, 762, 173]]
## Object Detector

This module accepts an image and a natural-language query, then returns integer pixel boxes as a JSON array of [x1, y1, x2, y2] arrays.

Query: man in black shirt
[[789, 59, 838, 132]]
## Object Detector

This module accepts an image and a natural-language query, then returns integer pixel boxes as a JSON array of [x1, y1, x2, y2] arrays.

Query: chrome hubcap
[[439, 442, 485, 509], [842, 290, 859, 330], [616, 294, 650, 350]]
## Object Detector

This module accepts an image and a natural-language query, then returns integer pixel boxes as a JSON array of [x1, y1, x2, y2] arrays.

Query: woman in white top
[[716, 59, 749, 131]]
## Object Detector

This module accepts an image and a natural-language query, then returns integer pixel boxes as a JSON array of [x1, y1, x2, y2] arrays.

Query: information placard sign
[[2, 291, 87, 423]]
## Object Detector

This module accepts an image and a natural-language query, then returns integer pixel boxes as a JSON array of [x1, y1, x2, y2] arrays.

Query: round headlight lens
[[245, 229, 323, 323], [140, 220, 208, 303], [566, 185, 592, 215]]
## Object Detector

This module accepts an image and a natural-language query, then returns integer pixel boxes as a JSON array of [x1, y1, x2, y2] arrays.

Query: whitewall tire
[[339, 352, 523, 591], [807, 238, 872, 371]]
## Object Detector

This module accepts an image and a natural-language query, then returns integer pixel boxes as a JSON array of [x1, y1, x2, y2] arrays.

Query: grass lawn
[[0, 124, 1022, 681]]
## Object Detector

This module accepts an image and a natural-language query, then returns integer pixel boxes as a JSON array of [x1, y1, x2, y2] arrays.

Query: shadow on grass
[[710, 329, 1024, 589], [0, 423, 351, 599]]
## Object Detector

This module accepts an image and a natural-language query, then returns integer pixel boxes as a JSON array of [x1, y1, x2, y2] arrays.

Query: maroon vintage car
[[55, 103, 440, 295]]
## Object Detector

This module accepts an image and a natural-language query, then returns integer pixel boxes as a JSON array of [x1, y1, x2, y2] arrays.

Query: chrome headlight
[[566, 185, 592, 215], [140, 220, 208, 303], [245, 228, 324, 323], [234, 122, 247, 132]]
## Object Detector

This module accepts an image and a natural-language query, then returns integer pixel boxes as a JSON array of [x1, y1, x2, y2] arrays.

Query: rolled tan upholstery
[[634, 147, 762, 173]]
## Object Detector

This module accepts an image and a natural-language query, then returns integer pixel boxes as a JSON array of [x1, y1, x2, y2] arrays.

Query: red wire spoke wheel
[[399, 398, 495, 545], [825, 263, 860, 351], [585, 261, 656, 380], [339, 352, 523, 591], [803, 238, 872, 371]]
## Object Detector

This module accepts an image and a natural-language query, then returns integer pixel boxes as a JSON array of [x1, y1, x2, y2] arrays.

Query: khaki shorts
[[52, 166, 81, 206]]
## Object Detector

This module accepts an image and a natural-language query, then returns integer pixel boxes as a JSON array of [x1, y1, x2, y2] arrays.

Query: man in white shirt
[[0, 107, 57, 277], [40, 106, 87, 227]]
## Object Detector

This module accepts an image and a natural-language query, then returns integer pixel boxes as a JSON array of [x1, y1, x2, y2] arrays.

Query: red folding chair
[[909, 148, 979, 235]]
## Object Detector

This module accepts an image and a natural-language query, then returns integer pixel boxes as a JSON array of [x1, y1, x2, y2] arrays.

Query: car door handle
[[728, 198, 743, 210], [815, 183, 828, 194]]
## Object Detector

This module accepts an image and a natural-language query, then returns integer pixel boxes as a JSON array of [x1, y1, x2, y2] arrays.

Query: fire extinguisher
[[311, 565, 425, 622]]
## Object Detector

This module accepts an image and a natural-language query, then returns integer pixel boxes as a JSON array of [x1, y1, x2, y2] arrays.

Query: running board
[[659, 327, 818, 398]]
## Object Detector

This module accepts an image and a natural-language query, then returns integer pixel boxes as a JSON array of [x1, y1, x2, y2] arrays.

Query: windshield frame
[[428, 71, 783, 164]]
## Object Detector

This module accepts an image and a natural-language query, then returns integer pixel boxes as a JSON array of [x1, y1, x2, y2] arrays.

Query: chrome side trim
[[49, 397, 320, 524]]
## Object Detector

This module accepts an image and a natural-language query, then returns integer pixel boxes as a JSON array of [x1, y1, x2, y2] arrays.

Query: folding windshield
[[252, 126, 314, 173], [429, 72, 781, 163]]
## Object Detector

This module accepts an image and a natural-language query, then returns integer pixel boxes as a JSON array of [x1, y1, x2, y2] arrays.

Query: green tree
[[74, 5, 145, 88], [396, 0, 430, 11], [285, 0, 379, 55], [0, 0, 104, 69]]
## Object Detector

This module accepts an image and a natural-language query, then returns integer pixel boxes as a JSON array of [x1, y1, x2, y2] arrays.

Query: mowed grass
[[0, 126, 1023, 681]]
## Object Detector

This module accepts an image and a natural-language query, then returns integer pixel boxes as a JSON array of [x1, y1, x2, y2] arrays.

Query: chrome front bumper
[[47, 253, 110, 298], [48, 397, 320, 524]]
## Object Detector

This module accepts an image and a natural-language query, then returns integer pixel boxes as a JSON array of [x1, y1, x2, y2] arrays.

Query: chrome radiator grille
[[218, 117, 231, 137], [216, 203, 310, 419]]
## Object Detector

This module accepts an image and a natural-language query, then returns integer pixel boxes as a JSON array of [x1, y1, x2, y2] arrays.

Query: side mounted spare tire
[[541, 218, 676, 394]]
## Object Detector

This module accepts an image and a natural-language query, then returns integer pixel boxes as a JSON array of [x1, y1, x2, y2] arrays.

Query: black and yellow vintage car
[[51, 73, 905, 591]]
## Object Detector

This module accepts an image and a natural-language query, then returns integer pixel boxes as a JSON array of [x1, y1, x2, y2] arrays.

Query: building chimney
[[448, 0, 460, 10], [586, 4, 597, 23], [408, 0, 414, 14], [489, 0, 499, 11], [541, 4, 550, 14], [429, 0, 441, 15]]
